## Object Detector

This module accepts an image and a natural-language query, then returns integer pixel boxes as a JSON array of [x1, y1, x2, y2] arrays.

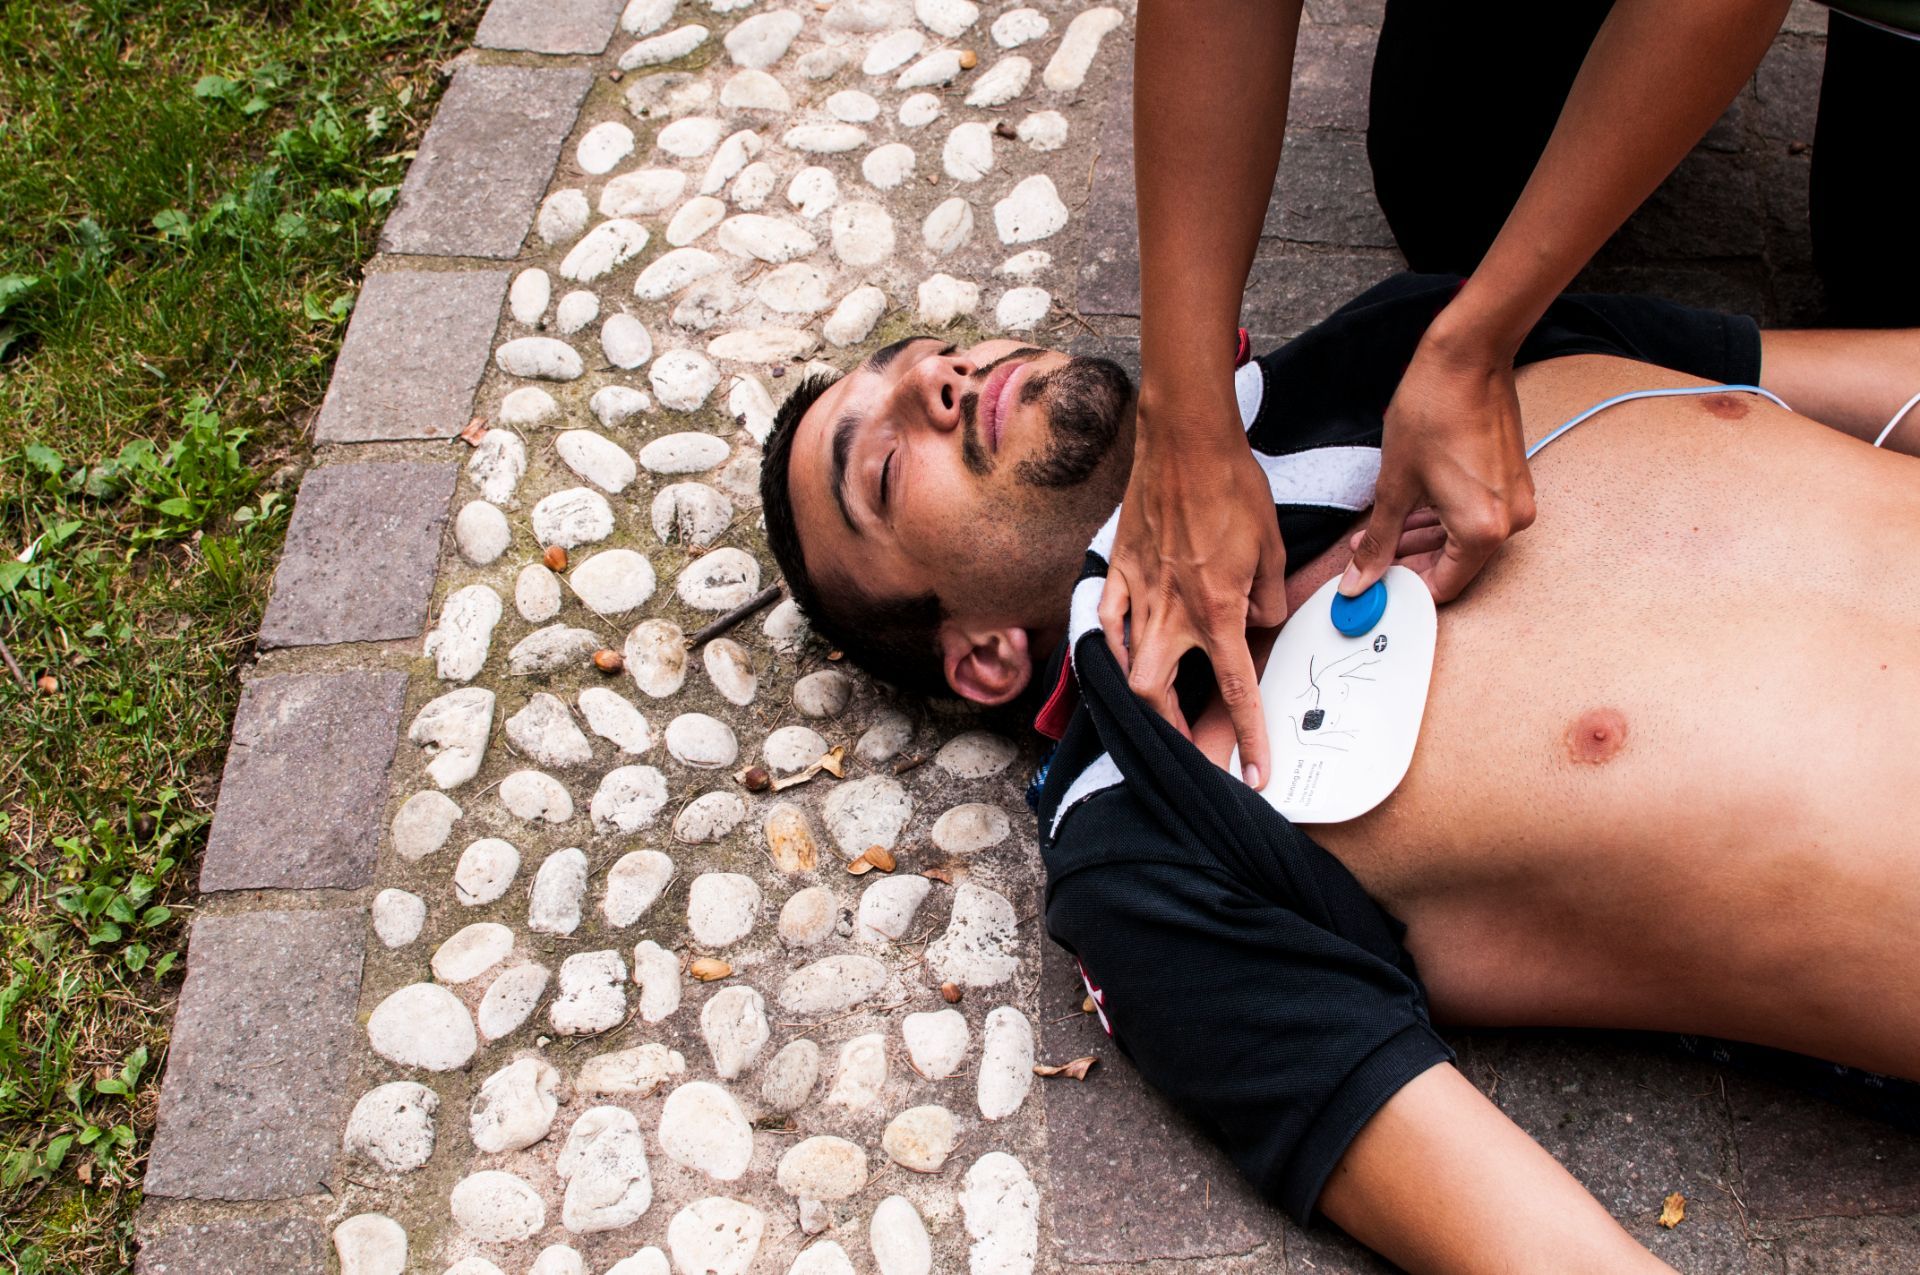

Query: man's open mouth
[[979, 359, 1028, 455]]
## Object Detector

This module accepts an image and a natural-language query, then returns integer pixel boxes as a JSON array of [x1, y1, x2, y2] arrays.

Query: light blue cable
[[1524, 384, 1792, 460]]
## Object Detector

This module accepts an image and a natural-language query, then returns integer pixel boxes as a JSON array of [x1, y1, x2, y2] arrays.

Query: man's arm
[[1319, 1064, 1676, 1275], [1344, 0, 1794, 602], [1098, 0, 1303, 790], [1759, 329, 1920, 453]]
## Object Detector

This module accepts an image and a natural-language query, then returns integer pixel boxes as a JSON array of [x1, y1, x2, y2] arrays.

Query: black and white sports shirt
[[1031, 273, 1761, 1222]]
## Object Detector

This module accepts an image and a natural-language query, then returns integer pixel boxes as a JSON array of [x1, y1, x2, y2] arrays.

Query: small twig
[[686, 584, 784, 648], [207, 351, 244, 405], [892, 754, 926, 776], [0, 635, 28, 690]]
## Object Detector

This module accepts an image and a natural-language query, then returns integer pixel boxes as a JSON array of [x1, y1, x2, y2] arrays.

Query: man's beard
[[956, 354, 1134, 487]]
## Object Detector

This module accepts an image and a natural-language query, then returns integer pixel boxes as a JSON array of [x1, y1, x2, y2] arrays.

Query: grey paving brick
[[1752, 36, 1824, 145], [144, 910, 365, 1201], [1040, 932, 1284, 1262], [1779, 1216, 1920, 1273], [259, 460, 457, 647], [380, 63, 593, 258], [1728, 1074, 1920, 1219], [199, 671, 409, 892], [1288, 24, 1374, 132], [1266, 128, 1395, 249], [313, 270, 508, 444], [1240, 245, 1401, 338], [1611, 149, 1767, 263], [1075, 52, 1139, 317], [476, 0, 623, 54], [135, 1213, 327, 1274]]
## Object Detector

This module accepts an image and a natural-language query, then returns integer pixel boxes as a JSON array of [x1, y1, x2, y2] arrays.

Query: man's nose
[[901, 352, 977, 433]]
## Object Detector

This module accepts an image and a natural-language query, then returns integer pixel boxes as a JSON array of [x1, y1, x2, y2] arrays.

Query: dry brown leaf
[[690, 958, 733, 982], [770, 764, 821, 792], [1033, 1056, 1098, 1081], [846, 857, 875, 876], [818, 745, 846, 778], [861, 845, 896, 873], [457, 416, 489, 445], [921, 866, 955, 885], [1657, 1193, 1685, 1229]]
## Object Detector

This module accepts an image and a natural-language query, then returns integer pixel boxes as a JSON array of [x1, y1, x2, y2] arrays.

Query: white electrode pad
[[1229, 565, 1436, 824]]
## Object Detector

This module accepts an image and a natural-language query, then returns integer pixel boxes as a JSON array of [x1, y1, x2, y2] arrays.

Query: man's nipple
[[1565, 708, 1629, 765]]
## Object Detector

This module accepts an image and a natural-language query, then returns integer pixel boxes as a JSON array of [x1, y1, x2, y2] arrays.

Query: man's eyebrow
[[863, 336, 953, 373], [829, 410, 861, 534]]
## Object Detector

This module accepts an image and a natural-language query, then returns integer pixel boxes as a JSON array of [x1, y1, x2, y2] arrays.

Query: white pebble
[[702, 638, 757, 704], [674, 277, 747, 330], [559, 218, 650, 282], [658, 115, 727, 158], [561, 1112, 653, 1234], [777, 1136, 867, 1200], [591, 384, 650, 427], [550, 950, 629, 1034], [782, 123, 868, 154], [372, 889, 426, 947], [501, 769, 573, 823], [994, 174, 1068, 243], [862, 142, 915, 189], [454, 500, 510, 565], [555, 289, 600, 334], [721, 69, 790, 113], [507, 624, 600, 675], [454, 838, 519, 906], [632, 938, 682, 1021], [862, 28, 924, 74], [653, 481, 735, 546], [724, 10, 803, 67], [857, 874, 931, 943], [793, 669, 853, 717], [451, 1170, 545, 1243], [532, 486, 616, 548], [602, 849, 674, 926], [708, 326, 819, 363], [1017, 109, 1067, 150], [977, 1005, 1035, 1118], [902, 1007, 969, 1079], [927, 883, 1019, 986], [467, 428, 526, 504], [634, 247, 723, 301], [470, 1056, 560, 1153], [433, 921, 514, 984], [531, 1247, 585, 1275], [556, 428, 638, 494], [602, 313, 654, 368], [822, 775, 912, 858], [898, 92, 941, 127], [577, 120, 636, 174], [717, 213, 818, 263], [997, 249, 1052, 279], [509, 268, 551, 324], [700, 129, 763, 195], [914, 0, 976, 37], [688, 871, 761, 946], [666, 712, 739, 768], [659, 1082, 755, 1179], [344, 1082, 438, 1173], [506, 693, 592, 768], [897, 49, 964, 89], [424, 584, 501, 683], [882, 1105, 954, 1172], [600, 168, 686, 217], [620, 23, 709, 69], [731, 160, 776, 209], [538, 189, 590, 245], [937, 730, 1018, 777], [757, 263, 832, 315], [780, 954, 888, 1014], [797, 47, 848, 78], [410, 688, 494, 789], [528, 847, 589, 935], [1044, 6, 1124, 91], [779, 886, 839, 946], [648, 350, 722, 410], [827, 1032, 888, 1108], [701, 985, 770, 1078], [590, 764, 670, 833], [990, 7, 1047, 47], [497, 386, 557, 428], [762, 1039, 821, 1111], [366, 983, 476, 1071], [568, 548, 657, 616], [478, 962, 549, 1040], [677, 546, 760, 609], [965, 55, 1030, 107], [579, 687, 652, 754], [763, 724, 828, 773], [856, 710, 914, 762], [827, 0, 902, 31], [961, 1152, 1039, 1274], [917, 272, 980, 324], [869, 1195, 932, 1275], [828, 89, 880, 122], [787, 166, 840, 218], [674, 790, 746, 842], [577, 1043, 687, 1099], [624, 619, 688, 697], [996, 285, 1051, 331], [639, 431, 730, 474], [830, 200, 895, 266], [824, 286, 887, 346], [922, 197, 973, 254], [932, 802, 1011, 854], [667, 195, 727, 246], [667, 1199, 765, 1275], [622, 0, 673, 33], [762, 597, 809, 650]]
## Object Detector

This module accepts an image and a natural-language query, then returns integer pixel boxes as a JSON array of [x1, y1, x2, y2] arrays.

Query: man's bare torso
[[1229, 355, 1920, 1078]]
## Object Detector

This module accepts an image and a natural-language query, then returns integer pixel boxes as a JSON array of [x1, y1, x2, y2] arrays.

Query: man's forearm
[[1437, 0, 1792, 364], [1133, 0, 1301, 422]]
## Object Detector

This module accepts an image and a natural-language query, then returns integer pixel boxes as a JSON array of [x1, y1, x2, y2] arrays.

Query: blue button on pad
[[1330, 579, 1388, 636]]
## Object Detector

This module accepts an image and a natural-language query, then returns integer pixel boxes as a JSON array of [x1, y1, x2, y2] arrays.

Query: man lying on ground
[[758, 273, 1920, 1273]]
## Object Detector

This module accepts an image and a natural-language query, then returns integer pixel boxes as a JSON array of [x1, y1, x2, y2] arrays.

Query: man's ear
[[938, 622, 1033, 706]]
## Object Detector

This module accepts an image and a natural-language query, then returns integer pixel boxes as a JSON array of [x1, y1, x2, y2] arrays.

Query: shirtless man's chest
[[1250, 357, 1920, 1075]]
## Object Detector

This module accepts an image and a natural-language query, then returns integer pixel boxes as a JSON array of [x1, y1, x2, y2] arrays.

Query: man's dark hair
[[760, 371, 953, 698]]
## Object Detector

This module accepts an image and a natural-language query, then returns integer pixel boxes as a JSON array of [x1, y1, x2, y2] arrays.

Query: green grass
[[0, 0, 481, 1268]]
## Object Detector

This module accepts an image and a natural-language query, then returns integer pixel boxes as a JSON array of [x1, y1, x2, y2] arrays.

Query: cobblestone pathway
[[134, 0, 1918, 1271]]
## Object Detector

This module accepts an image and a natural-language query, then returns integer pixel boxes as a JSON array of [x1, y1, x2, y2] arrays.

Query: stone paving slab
[[379, 63, 594, 259], [134, 1212, 327, 1274], [144, 909, 366, 1201], [476, 0, 623, 55], [1039, 922, 1283, 1262], [312, 270, 509, 444], [259, 460, 457, 647], [199, 671, 410, 892], [1728, 1073, 1920, 1219]]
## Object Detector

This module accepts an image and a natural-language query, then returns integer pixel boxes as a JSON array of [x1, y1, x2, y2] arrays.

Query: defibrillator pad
[[1229, 565, 1436, 824]]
